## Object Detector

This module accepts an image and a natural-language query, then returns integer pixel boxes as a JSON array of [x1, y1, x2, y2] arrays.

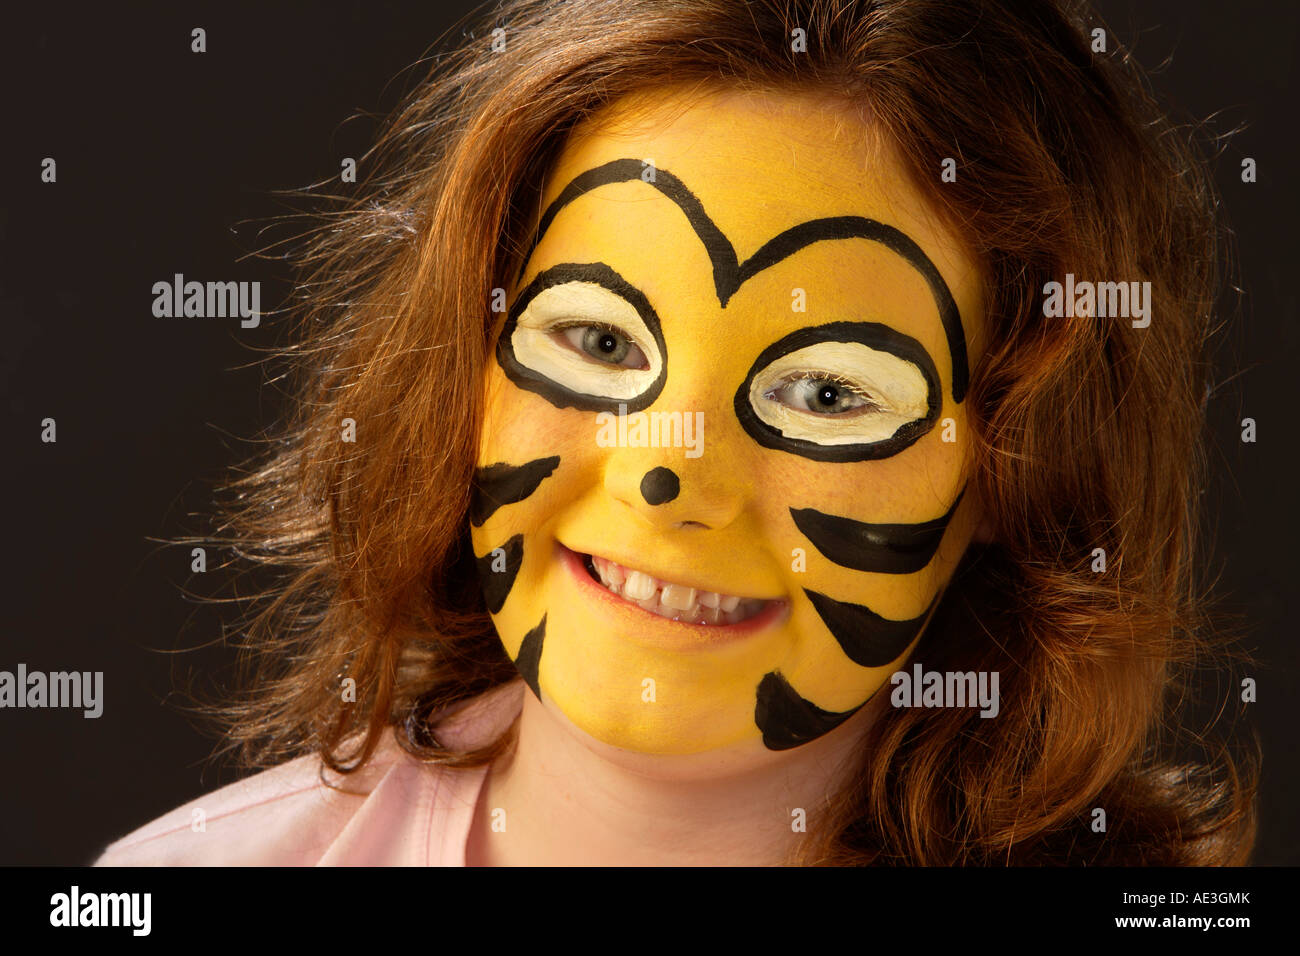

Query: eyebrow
[[516, 158, 969, 403]]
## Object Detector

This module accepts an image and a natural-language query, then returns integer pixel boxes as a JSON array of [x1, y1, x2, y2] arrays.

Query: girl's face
[[471, 86, 986, 758]]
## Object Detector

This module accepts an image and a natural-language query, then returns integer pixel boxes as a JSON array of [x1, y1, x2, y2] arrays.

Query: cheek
[[745, 417, 977, 711], [478, 370, 588, 467], [475, 369, 617, 534], [471, 371, 609, 649], [754, 421, 972, 595], [763, 414, 968, 514]]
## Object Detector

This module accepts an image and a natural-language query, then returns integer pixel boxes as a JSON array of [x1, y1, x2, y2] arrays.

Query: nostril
[[640, 466, 680, 505]]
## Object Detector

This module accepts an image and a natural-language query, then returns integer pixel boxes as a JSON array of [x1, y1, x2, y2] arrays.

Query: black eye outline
[[733, 321, 941, 462], [496, 262, 668, 413]]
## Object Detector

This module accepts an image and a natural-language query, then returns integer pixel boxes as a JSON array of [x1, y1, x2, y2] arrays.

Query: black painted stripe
[[476, 534, 523, 614], [804, 589, 936, 668], [516, 158, 968, 403], [790, 489, 964, 575], [754, 671, 864, 751], [739, 216, 967, 403], [639, 466, 680, 505], [515, 614, 546, 701], [470, 456, 560, 527]]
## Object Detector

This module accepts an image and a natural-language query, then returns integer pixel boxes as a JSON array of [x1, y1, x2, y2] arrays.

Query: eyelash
[[549, 319, 650, 369], [541, 324, 883, 413], [551, 320, 627, 353], [552, 319, 626, 339], [774, 371, 881, 408]]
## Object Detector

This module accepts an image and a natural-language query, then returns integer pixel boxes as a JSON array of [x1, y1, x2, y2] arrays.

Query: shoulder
[[94, 734, 414, 866], [94, 681, 524, 866]]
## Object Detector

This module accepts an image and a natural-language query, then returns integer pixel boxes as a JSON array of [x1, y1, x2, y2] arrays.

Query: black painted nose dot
[[640, 467, 680, 505]]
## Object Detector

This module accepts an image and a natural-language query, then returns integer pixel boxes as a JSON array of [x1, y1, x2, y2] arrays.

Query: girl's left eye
[[764, 374, 878, 416], [556, 324, 649, 370]]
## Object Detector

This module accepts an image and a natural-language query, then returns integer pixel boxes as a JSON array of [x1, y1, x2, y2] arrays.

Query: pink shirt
[[94, 681, 524, 866]]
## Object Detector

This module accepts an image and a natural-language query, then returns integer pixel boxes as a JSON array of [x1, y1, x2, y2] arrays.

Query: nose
[[605, 456, 745, 531]]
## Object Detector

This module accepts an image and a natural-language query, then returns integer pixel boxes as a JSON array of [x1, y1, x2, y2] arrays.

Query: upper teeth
[[589, 555, 766, 626]]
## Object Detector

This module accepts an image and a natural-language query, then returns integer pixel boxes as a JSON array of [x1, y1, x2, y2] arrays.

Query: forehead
[[551, 88, 905, 230], [523, 85, 985, 370]]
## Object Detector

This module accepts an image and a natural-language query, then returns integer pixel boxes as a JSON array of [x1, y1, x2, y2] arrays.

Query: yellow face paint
[[470, 87, 985, 755]]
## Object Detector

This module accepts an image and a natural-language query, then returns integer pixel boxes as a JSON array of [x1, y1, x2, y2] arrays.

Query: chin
[[523, 678, 875, 782]]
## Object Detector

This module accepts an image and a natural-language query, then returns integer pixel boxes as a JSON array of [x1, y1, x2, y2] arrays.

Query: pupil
[[581, 326, 630, 364], [817, 385, 839, 406]]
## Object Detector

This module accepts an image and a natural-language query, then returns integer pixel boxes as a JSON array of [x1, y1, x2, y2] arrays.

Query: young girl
[[96, 0, 1256, 866]]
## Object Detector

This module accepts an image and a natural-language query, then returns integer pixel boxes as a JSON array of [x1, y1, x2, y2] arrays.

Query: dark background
[[1, 1, 1295, 865]]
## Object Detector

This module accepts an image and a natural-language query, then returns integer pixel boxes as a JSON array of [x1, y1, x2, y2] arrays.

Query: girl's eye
[[557, 324, 649, 370], [765, 374, 878, 416], [503, 271, 667, 411], [737, 328, 938, 459]]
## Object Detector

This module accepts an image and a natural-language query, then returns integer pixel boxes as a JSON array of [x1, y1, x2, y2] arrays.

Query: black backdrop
[[1, 0, 1295, 865]]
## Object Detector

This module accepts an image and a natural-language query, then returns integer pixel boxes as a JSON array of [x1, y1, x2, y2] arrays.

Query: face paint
[[735, 321, 941, 461], [789, 489, 965, 575], [514, 159, 970, 405], [498, 263, 668, 413], [755, 670, 865, 751], [513, 614, 546, 701], [639, 466, 680, 505], [801, 589, 941, 668], [476, 534, 522, 614], [471, 88, 985, 757], [471, 456, 561, 527]]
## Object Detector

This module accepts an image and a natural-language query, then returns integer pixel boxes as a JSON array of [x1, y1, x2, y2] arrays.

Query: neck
[[465, 688, 881, 866]]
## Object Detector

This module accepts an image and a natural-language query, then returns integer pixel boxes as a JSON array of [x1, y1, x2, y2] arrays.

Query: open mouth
[[578, 551, 773, 626]]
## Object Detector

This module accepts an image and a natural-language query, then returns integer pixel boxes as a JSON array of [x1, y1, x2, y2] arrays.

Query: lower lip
[[557, 543, 788, 648]]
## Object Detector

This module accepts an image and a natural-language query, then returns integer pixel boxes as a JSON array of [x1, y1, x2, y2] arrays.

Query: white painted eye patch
[[748, 340, 931, 446], [734, 322, 940, 462], [497, 263, 668, 413]]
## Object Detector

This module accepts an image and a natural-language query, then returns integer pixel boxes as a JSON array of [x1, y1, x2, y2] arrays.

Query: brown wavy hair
[[193, 0, 1258, 864]]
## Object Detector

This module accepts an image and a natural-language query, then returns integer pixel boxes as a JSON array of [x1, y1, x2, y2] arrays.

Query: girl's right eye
[[503, 273, 667, 410], [555, 324, 649, 370]]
